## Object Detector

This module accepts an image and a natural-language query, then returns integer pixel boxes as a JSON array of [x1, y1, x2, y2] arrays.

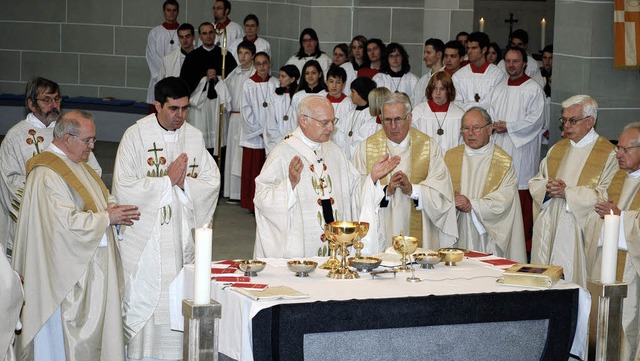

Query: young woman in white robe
[[264, 65, 299, 154], [372, 43, 419, 96]]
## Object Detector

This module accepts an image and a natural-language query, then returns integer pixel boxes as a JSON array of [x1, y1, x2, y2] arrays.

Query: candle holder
[[587, 280, 628, 361]]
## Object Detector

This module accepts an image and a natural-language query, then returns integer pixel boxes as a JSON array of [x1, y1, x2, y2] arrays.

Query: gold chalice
[[392, 235, 419, 272], [320, 223, 341, 270], [352, 221, 369, 258], [326, 221, 360, 279]]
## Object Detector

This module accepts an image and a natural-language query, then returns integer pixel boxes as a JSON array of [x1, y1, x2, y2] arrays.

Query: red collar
[[215, 18, 231, 29], [250, 73, 270, 83], [470, 61, 490, 74], [243, 35, 258, 43], [162, 22, 180, 30], [507, 74, 531, 86], [326, 93, 346, 103], [357, 67, 379, 79], [427, 100, 450, 112]]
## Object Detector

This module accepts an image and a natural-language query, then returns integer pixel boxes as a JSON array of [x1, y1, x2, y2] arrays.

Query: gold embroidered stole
[[26, 152, 108, 212], [365, 129, 430, 245], [445, 144, 512, 196], [547, 136, 615, 188]]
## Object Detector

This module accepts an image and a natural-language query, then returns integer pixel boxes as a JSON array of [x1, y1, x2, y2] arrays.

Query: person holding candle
[[529, 94, 618, 288], [12, 110, 140, 361], [113, 77, 220, 361], [591, 122, 640, 361]]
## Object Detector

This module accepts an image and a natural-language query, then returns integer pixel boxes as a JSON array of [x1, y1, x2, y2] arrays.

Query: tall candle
[[540, 18, 546, 50], [479, 17, 485, 32], [601, 212, 620, 284], [194, 227, 213, 304]]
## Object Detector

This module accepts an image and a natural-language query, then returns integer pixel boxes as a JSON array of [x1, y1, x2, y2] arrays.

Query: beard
[[35, 106, 60, 124]]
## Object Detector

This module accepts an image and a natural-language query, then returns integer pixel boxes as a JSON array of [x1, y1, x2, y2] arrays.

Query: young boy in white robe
[[326, 65, 355, 150]]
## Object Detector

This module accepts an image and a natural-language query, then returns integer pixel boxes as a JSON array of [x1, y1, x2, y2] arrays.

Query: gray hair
[[25, 76, 60, 109], [368, 87, 392, 117], [380, 92, 412, 118], [623, 121, 640, 145], [297, 95, 328, 119], [53, 110, 93, 139], [464, 106, 493, 125], [562, 95, 598, 121]]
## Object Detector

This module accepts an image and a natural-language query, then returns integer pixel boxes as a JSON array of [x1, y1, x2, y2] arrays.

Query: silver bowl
[[349, 257, 382, 273], [287, 260, 318, 277], [415, 252, 441, 269], [237, 260, 266, 276]]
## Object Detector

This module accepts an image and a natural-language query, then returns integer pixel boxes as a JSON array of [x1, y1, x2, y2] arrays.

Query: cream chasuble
[[445, 142, 527, 262], [529, 133, 618, 287], [254, 127, 382, 258], [0, 245, 22, 361], [353, 128, 458, 250], [12, 148, 124, 361], [112, 115, 220, 360]]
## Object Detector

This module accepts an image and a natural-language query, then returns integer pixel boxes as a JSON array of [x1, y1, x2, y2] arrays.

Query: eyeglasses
[[72, 135, 97, 146], [558, 116, 590, 125], [303, 114, 338, 127], [380, 114, 410, 125], [37, 96, 62, 105], [460, 123, 491, 133], [614, 145, 640, 154]]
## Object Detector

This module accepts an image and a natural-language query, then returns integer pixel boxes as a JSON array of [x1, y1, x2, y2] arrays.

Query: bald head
[[298, 96, 336, 143], [53, 110, 96, 163]]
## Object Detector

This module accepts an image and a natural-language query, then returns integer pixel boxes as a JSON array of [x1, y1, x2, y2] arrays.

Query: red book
[[213, 276, 251, 283], [465, 250, 491, 258], [481, 259, 518, 266], [211, 268, 237, 274]]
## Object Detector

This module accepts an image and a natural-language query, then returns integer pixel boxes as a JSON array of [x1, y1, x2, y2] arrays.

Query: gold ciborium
[[392, 235, 419, 272], [326, 221, 360, 279], [320, 224, 341, 270], [352, 221, 369, 258]]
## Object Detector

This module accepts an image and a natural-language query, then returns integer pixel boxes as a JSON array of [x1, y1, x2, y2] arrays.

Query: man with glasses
[[353, 92, 458, 251], [254, 95, 400, 258], [112, 77, 220, 360], [0, 77, 101, 258], [529, 94, 618, 288], [13, 110, 140, 361], [444, 107, 526, 262], [591, 122, 640, 360], [212, 0, 244, 47]]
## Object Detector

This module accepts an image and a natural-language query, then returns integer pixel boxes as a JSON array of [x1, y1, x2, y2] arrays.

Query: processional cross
[[504, 13, 519, 44]]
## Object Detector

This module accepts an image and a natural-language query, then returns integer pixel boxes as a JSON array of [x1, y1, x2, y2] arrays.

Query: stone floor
[[95, 141, 256, 260]]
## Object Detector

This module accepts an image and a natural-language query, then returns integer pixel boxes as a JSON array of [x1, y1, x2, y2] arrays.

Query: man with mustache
[[0, 77, 101, 259]]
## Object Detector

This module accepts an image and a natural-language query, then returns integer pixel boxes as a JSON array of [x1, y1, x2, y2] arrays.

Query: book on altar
[[231, 286, 309, 301], [501, 264, 563, 288]]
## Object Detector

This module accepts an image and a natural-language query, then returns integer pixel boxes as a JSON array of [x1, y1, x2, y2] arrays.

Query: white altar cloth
[[170, 256, 589, 361]]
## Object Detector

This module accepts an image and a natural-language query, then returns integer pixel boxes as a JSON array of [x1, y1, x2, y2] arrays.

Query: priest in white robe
[[112, 77, 220, 360], [0, 77, 101, 259], [1, 245, 22, 361], [254, 95, 400, 258], [444, 107, 526, 262], [529, 95, 618, 288], [591, 123, 640, 361], [353, 92, 458, 251], [12, 110, 140, 361]]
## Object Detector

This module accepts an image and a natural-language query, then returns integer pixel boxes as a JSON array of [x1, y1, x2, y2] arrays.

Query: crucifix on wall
[[505, 13, 519, 44]]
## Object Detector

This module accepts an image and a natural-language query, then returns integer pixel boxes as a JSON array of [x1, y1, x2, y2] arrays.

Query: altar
[[170, 255, 590, 361]]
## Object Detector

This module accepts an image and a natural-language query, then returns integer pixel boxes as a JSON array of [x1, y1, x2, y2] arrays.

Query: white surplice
[[253, 127, 382, 258], [285, 53, 332, 78], [187, 76, 231, 153], [0, 245, 21, 361], [160, 47, 186, 79], [373, 72, 419, 96], [264, 92, 296, 155], [240, 76, 279, 149], [146, 25, 179, 103], [497, 54, 545, 87], [332, 107, 377, 160], [113, 115, 220, 360], [411, 67, 444, 106], [452, 63, 506, 112], [227, 37, 271, 64], [411, 101, 464, 154]]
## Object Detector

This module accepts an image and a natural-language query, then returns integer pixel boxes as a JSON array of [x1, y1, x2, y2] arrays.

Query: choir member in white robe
[[264, 65, 299, 154], [0, 78, 101, 258], [591, 123, 640, 361], [0, 244, 21, 361], [213, 0, 244, 46], [353, 93, 458, 250], [113, 78, 220, 360], [411, 71, 464, 153], [223, 41, 255, 200], [411, 38, 445, 106], [240, 53, 279, 212], [372, 43, 419, 95], [529, 95, 618, 288], [290, 60, 327, 124], [326, 65, 355, 150], [333, 76, 377, 159], [254, 95, 400, 258], [226, 14, 271, 65], [13, 110, 140, 361], [159, 23, 194, 79], [286, 28, 332, 76], [496, 29, 545, 87], [444, 107, 526, 262], [452, 32, 506, 112], [146, 1, 180, 104]]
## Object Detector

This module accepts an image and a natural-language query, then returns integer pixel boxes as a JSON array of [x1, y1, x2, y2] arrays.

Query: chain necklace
[[433, 109, 448, 136]]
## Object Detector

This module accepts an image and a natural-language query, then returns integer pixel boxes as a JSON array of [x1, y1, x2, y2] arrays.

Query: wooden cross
[[504, 13, 519, 44], [147, 142, 163, 159]]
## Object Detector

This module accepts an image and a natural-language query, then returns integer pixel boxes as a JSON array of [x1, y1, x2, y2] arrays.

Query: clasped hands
[[546, 179, 566, 199], [594, 200, 621, 218], [454, 191, 472, 213], [167, 153, 189, 189]]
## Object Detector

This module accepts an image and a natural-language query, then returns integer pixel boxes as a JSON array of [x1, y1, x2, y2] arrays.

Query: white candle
[[540, 18, 546, 50], [194, 227, 213, 304], [479, 18, 485, 32], [601, 211, 620, 284]]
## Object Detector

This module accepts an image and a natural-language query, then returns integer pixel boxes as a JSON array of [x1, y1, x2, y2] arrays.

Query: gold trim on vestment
[[547, 137, 615, 188], [26, 152, 108, 212], [364, 128, 430, 246], [444, 144, 512, 196], [607, 169, 640, 211]]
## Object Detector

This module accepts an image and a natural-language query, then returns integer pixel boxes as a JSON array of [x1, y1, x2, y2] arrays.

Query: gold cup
[[326, 221, 360, 279], [392, 235, 419, 272]]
